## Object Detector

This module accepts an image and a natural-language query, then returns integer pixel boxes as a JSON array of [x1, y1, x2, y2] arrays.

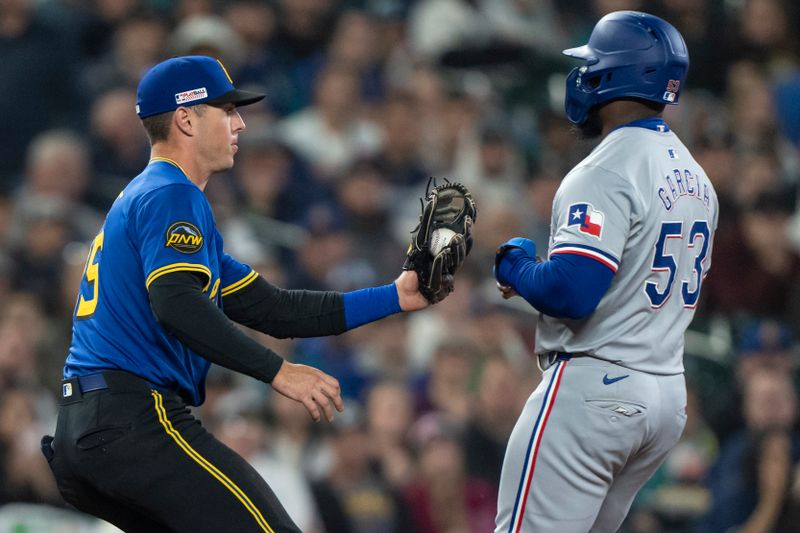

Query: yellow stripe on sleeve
[[220, 270, 259, 297], [146, 263, 212, 291], [151, 391, 274, 533]]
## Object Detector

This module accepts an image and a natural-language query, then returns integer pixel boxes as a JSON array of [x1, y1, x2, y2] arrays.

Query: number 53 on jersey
[[646, 220, 711, 309]]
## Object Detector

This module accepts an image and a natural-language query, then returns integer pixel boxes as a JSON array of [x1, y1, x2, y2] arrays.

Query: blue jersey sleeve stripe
[[220, 270, 259, 297], [551, 243, 619, 270], [551, 242, 619, 263], [550, 248, 618, 272], [146, 263, 212, 290]]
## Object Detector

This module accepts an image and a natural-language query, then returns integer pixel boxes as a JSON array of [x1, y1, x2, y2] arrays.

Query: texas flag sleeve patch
[[567, 203, 604, 239]]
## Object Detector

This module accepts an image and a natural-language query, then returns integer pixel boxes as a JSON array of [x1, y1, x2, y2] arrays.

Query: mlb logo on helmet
[[568, 203, 604, 238], [663, 79, 681, 102]]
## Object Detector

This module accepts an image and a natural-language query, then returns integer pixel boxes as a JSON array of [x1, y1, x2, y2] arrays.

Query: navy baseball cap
[[136, 56, 265, 118]]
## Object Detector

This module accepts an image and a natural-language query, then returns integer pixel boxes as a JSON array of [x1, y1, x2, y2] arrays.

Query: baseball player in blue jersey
[[493, 12, 718, 533], [40, 56, 443, 533]]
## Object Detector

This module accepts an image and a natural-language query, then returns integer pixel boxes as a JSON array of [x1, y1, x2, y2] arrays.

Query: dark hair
[[141, 105, 208, 144], [141, 111, 174, 144]]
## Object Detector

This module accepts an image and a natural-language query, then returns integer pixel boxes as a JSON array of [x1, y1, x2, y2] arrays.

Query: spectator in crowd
[[0, 385, 59, 505], [224, 0, 277, 70], [725, 0, 799, 78], [280, 62, 383, 180], [703, 190, 800, 324], [326, 9, 385, 106], [268, 390, 332, 482], [373, 91, 430, 188], [706, 318, 798, 441], [88, 88, 151, 204], [310, 402, 412, 533], [0, 0, 82, 185], [704, 368, 800, 533], [220, 126, 317, 268], [81, 14, 168, 99], [727, 62, 782, 154], [266, 0, 343, 115], [14, 129, 103, 237], [403, 413, 496, 533], [463, 354, 526, 493], [334, 158, 401, 280], [169, 15, 245, 75], [405, 271, 480, 374], [455, 118, 527, 212], [522, 170, 561, 247], [416, 341, 475, 423], [218, 412, 322, 533], [365, 379, 416, 489]]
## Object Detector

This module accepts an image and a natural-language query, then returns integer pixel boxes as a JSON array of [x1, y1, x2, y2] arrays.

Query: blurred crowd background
[[1, 0, 800, 531]]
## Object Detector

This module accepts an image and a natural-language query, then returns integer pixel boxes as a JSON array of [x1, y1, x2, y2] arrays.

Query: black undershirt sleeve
[[148, 271, 284, 383], [221, 275, 347, 339]]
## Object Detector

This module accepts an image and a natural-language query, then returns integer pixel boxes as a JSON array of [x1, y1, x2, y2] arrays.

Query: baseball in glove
[[403, 178, 477, 304]]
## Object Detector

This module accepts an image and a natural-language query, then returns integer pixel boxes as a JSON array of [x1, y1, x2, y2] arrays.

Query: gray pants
[[495, 356, 686, 533]]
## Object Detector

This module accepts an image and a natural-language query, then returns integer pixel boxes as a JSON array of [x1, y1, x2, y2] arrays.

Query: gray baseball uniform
[[495, 119, 718, 532]]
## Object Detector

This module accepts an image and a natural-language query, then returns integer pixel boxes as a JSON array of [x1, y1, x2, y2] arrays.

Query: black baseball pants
[[42, 370, 300, 533]]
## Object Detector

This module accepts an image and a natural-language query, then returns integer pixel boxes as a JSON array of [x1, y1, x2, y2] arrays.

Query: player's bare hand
[[271, 361, 343, 422], [395, 270, 430, 311], [496, 282, 518, 300]]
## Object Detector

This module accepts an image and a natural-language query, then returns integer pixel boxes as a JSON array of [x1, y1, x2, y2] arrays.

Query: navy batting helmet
[[562, 11, 689, 126]]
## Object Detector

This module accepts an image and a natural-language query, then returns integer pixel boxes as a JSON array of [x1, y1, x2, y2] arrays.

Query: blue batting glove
[[494, 237, 537, 287]]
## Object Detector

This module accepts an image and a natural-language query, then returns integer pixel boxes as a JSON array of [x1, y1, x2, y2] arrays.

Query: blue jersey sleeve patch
[[134, 184, 214, 290], [165, 221, 204, 253]]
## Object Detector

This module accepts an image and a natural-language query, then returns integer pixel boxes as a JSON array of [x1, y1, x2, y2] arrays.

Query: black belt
[[537, 351, 585, 371]]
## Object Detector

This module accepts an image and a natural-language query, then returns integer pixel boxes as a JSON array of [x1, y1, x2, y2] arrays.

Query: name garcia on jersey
[[658, 168, 712, 212]]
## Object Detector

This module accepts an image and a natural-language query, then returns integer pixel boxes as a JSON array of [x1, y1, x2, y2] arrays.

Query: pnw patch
[[165, 222, 203, 253]]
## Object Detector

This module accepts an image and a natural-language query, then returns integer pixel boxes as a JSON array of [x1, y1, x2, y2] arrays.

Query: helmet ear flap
[[565, 66, 596, 125]]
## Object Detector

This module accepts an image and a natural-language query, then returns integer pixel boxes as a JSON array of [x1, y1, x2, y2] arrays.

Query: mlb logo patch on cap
[[63, 382, 73, 398], [175, 87, 208, 104]]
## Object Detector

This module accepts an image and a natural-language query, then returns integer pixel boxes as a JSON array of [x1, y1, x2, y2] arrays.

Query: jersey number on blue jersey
[[76, 231, 104, 319], [645, 220, 710, 309]]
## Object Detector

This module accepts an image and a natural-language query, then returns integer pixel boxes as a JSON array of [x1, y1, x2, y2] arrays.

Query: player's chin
[[212, 157, 236, 174], [221, 150, 237, 169]]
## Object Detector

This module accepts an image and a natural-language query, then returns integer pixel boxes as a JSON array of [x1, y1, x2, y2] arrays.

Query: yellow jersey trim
[[220, 270, 259, 297], [150, 392, 274, 533], [146, 263, 211, 291], [150, 157, 191, 181]]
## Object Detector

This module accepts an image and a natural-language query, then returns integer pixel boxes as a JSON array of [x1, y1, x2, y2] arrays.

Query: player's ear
[[173, 107, 195, 137]]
